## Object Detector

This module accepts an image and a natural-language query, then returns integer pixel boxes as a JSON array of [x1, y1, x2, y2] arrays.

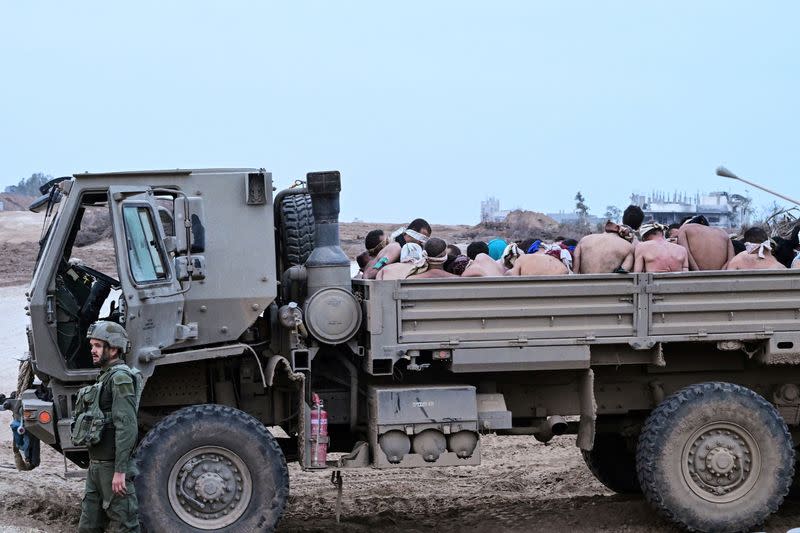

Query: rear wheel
[[637, 382, 794, 533], [135, 404, 289, 532], [582, 432, 640, 494]]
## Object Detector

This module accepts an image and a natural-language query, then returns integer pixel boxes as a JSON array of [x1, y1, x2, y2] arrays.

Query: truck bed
[[354, 269, 800, 374]]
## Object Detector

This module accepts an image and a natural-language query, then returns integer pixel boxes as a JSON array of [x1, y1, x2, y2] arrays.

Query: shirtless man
[[461, 253, 507, 277], [353, 251, 371, 279], [573, 221, 634, 273], [363, 241, 402, 279], [623, 205, 644, 232], [505, 252, 569, 276], [666, 224, 681, 242], [409, 238, 457, 279], [466, 241, 489, 260], [726, 227, 786, 271], [392, 219, 431, 247], [634, 222, 689, 273], [445, 244, 462, 258], [376, 243, 427, 280], [676, 219, 735, 271]]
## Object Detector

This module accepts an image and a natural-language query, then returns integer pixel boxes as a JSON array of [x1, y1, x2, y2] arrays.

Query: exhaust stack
[[302, 171, 362, 344], [305, 171, 350, 293]]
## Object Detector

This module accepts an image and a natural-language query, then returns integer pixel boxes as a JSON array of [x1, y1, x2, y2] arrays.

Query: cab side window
[[123, 205, 168, 283]]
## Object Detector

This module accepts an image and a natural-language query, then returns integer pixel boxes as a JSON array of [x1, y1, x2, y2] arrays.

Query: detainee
[[572, 221, 634, 274], [633, 221, 689, 273], [726, 227, 786, 271]]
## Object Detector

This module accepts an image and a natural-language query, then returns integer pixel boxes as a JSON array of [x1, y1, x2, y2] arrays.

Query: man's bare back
[[677, 224, 734, 270], [726, 249, 787, 271], [506, 253, 569, 276], [574, 233, 634, 273], [461, 253, 507, 277], [634, 238, 688, 273]]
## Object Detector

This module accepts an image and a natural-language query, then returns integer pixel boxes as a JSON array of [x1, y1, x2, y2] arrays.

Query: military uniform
[[77, 323, 141, 533]]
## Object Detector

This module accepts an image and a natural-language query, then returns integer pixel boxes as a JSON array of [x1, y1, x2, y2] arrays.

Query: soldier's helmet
[[86, 321, 130, 354]]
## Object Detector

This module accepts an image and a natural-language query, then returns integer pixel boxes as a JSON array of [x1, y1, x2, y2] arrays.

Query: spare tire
[[279, 193, 315, 267]]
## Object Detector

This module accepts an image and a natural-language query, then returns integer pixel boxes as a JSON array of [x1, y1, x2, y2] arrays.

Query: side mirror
[[174, 197, 206, 254], [175, 256, 206, 281]]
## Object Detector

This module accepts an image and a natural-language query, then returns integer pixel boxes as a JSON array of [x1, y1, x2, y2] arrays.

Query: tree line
[[4, 173, 52, 196]]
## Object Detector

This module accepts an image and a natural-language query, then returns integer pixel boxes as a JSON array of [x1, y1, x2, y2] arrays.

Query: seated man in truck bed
[[466, 241, 489, 260], [409, 238, 458, 279], [634, 222, 689, 273], [376, 243, 429, 280], [505, 247, 570, 276], [572, 221, 635, 273], [461, 252, 507, 277], [391, 218, 431, 247], [773, 224, 800, 268], [726, 227, 786, 271], [676, 216, 735, 270], [623, 205, 645, 232], [362, 241, 402, 279]]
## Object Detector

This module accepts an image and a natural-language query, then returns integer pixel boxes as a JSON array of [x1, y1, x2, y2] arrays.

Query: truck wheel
[[637, 382, 794, 533], [135, 404, 289, 532], [581, 432, 640, 494], [280, 193, 314, 267]]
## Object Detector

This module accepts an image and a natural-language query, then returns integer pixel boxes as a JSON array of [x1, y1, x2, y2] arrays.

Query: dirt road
[[2, 282, 800, 532]]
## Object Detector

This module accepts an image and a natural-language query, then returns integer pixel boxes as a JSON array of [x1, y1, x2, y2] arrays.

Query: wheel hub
[[682, 423, 760, 503], [168, 447, 252, 530], [195, 472, 226, 502]]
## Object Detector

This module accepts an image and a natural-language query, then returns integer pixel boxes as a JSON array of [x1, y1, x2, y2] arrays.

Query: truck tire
[[636, 382, 794, 533], [581, 432, 640, 494], [279, 193, 314, 267], [135, 404, 289, 532]]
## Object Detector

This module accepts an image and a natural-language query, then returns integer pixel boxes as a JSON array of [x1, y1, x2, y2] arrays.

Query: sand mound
[[0, 212, 46, 245], [504, 210, 559, 232], [0, 195, 36, 212]]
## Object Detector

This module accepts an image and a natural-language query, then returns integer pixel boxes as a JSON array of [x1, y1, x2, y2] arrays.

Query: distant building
[[0, 200, 4, 211], [630, 191, 749, 228], [480, 197, 511, 223]]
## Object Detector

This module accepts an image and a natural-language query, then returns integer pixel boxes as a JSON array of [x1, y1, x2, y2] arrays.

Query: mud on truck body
[[3, 168, 800, 532]]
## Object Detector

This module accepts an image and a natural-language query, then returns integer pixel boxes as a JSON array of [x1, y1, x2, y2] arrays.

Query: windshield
[[32, 197, 63, 274]]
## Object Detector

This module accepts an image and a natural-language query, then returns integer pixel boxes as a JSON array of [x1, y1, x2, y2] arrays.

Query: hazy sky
[[1, 2, 799, 224]]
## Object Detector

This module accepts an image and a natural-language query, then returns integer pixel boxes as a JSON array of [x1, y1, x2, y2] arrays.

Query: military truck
[[3, 167, 800, 532]]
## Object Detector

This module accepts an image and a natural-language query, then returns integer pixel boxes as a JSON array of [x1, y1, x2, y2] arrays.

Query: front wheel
[[637, 382, 794, 533], [135, 404, 289, 532]]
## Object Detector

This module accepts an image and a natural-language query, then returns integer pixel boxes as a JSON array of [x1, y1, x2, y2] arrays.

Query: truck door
[[109, 186, 185, 373]]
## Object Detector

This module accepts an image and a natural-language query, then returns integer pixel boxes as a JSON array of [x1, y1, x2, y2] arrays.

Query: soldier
[[74, 321, 141, 533]]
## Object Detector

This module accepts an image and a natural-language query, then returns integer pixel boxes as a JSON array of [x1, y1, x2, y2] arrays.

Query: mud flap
[[577, 369, 597, 451], [262, 355, 308, 467]]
